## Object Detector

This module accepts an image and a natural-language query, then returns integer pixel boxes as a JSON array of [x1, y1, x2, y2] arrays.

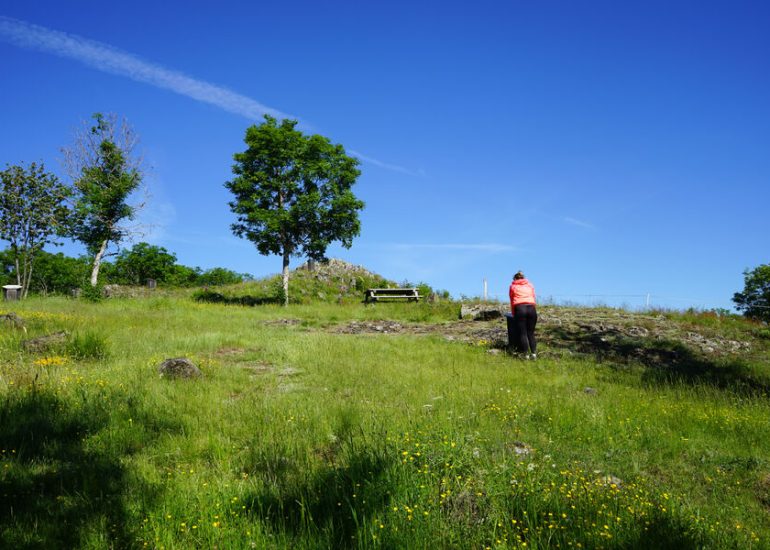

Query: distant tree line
[[0, 242, 251, 295]]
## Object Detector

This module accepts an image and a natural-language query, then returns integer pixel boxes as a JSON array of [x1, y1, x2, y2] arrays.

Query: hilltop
[[193, 258, 444, 305], [187, 259, 770, 392]]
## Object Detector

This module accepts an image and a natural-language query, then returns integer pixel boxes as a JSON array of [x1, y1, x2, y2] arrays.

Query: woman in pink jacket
[[509, 271, 537, 358]]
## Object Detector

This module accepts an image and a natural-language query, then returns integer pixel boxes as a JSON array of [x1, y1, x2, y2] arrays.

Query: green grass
[[1, 296, 769, 548]]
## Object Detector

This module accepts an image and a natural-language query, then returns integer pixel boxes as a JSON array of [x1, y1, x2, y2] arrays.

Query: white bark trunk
[[14, 256, 21, 287], [90, 239, 108, 286], [21, 262, 32, 299], [282, 250, 290, 307]]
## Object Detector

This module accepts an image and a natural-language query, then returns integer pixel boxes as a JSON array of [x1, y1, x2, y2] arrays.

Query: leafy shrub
[[198, 267, 249, 286], [79, 283, 104, 303], [67, 331, 109, 360], [192, 288, 279, 306]]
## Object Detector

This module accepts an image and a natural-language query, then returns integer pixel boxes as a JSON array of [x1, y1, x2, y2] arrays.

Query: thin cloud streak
[[563, 217, 596, 229], [349, 150, 423, 177], [0, 16, 295, 121], [389, 243, 517, 253], [0, 16, 422, 176]]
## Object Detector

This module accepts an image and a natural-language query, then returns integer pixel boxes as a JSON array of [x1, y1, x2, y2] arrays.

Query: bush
[[67, 331, 109, 360], [79, 283, 104, 303], [198, 267, 247, 286]]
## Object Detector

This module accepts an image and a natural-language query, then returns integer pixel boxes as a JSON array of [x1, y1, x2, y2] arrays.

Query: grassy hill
[[190, 258, 446, 306], [1, 291, 769, 548]]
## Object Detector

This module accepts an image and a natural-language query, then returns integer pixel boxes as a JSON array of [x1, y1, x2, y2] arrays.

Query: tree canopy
[[733, 264, 770, 322], [63, 113, 144, 286], [225, 116, 363, 305], [112, 242, 178, 286], [0, 162, 71, 298]]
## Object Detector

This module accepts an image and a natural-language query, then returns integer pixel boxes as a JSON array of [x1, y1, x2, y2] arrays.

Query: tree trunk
[[90, 239, 108, 286], [14, 255, 21, 287], [21, 260, 33, 300], [282, 249, 290, 306]]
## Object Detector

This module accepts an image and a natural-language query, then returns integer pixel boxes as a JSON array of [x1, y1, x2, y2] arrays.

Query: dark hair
[[514, 271, 525, 280]]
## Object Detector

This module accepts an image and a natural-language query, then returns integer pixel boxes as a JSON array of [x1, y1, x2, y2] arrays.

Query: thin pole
[[483, 278, 488, 301]]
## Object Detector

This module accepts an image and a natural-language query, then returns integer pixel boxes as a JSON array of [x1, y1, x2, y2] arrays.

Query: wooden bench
[[364, 288, 421, 303]]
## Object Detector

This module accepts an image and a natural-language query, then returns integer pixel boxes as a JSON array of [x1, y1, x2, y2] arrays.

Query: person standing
[[509, 271, 538, 359]]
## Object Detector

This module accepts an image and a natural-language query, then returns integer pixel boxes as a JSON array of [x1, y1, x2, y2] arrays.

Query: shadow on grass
[[611, 512, 711, 550], [0, 389, 163, 549], [545, 326, 770, 396], [244, 445, 392, 548], [193, 289, 280, 306]]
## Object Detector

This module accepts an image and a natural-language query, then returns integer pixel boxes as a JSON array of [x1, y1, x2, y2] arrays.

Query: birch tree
[[62, 113, 144, 286]]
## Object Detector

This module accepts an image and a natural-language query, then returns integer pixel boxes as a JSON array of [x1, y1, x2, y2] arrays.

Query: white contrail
[[349, 150, 423, 177], [563, 217, 596, 229], [0, 16, 421, 175], [0, 15, 294, 121]]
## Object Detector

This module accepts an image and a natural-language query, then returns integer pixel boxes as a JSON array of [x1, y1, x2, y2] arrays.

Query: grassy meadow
[[1, 295, 769, 549]]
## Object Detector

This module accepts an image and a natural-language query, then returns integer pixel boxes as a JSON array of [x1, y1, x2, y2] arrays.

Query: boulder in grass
[[22, 331, 68, 353], [159, 357, 202, 379], [1, 312, 25, 330]]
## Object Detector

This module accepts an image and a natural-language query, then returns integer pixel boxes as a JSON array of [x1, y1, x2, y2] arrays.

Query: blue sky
[[1, 1, 768, 310]]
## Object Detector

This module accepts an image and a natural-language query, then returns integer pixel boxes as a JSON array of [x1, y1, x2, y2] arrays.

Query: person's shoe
[[529, 353, 537, 360]]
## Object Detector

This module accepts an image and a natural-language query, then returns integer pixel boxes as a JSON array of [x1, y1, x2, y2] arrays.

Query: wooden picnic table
[[364, 288, 421, 303]]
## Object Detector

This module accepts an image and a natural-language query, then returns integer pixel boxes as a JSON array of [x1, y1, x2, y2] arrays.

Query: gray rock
[[583, 387, 598, 395], [460, 304, 506, 320], [23, 331, 68, 353], [159, 357, 202, 379], [627, 326, 649, 337], [1, 312, 25, 329]]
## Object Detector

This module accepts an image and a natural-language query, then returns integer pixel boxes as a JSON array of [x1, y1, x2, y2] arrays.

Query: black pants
[[514, 304, 537, 354]]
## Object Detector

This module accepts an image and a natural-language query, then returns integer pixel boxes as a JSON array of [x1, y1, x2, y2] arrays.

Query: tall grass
[[0, 296, 768, 548]]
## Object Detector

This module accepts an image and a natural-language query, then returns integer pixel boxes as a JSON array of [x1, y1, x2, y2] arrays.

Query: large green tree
[[225, 116, 364, 305], [63, 113, 144, 286], [0, 162, 71, 298], [112, 242, 178, 286], [733, 264, 770, 322]]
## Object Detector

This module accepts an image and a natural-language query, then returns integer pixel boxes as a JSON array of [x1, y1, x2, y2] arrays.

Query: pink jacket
[[509, 279, 536, 311]]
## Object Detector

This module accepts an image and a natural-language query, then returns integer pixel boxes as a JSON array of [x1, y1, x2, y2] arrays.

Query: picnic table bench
[[364, 288, 421, 303]]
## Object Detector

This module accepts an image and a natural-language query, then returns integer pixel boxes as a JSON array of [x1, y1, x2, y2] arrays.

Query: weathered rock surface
[[1, 312, 25, 329], [22, 331, 68, 353], [459, 304, 507, 321], [159, 357, 202, 379], [327, 305, 756, 366]]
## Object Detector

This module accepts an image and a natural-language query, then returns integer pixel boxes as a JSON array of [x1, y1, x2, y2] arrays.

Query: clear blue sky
[[2, 1, 768, 310]]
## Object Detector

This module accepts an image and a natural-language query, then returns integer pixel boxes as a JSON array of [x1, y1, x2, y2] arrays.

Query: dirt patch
[[334, 321, 408, 334], [332, 319, 507, 346], [241, 361, 274, 375]]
